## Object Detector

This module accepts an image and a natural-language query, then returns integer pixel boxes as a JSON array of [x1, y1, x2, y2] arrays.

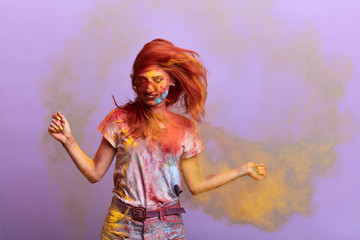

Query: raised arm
[[180, 154, 267, 195], [48, 112, 116, 183]]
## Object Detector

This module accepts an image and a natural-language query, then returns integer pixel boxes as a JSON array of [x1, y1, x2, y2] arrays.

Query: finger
[[48, 126, 57, 133], [57, 111, 67, 123], [51, 119, 63, 131], [258, 167, 267, 176], [52, 113, 62, 121], [261, 163, 267, 171], [258, 164, 266, 170], [50, 122, 60, 131]]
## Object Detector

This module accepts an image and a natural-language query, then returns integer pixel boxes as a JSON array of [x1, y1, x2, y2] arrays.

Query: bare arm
[[180, 154, 267, 195], [48, 112, 116, 183]]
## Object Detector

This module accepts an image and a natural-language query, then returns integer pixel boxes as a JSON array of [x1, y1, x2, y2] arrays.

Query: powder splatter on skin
[[156, 89, 169, 104]]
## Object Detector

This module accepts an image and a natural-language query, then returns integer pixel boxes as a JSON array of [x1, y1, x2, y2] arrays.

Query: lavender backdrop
[[1, 0, 360, 239]]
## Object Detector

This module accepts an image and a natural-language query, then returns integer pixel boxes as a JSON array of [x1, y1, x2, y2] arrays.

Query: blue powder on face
[[156, 90, 169, 104]]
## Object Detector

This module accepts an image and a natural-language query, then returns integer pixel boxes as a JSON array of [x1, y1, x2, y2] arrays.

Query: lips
[[144, 94, 158, 101]]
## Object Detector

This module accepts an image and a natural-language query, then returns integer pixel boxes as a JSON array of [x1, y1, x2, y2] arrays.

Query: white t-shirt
[[98, 108, 204, 210]]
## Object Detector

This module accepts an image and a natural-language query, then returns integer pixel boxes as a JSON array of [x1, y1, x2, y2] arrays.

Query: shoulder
[[106, 107, 127, 121], [169, 112, 197, 131]]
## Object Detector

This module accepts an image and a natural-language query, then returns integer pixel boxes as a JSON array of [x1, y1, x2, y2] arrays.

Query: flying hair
[[114, 39, 208, 139]]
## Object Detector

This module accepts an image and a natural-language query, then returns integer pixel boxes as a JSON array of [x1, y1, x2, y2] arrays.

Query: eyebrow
[[136, 75, 165, 80], [152, 76, 164, 79]]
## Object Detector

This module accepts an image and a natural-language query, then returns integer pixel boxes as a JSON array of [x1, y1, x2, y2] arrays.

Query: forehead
[[137, 66, 169, 78]]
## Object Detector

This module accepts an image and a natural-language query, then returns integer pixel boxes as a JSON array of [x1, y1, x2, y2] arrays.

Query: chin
[[142, 100, 158, 107]]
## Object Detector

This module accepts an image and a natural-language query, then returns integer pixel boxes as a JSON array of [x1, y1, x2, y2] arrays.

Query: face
[[134, 67, 173, 107]]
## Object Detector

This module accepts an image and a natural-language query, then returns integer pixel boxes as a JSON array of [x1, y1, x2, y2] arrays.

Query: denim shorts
[[100, 198, 186, 240]]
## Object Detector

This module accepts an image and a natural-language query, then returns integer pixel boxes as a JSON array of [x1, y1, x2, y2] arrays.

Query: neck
[[149, 102, 169, 116]]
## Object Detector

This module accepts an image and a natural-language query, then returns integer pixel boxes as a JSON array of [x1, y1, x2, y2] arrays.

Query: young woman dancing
[[48, 39, 267, 239]]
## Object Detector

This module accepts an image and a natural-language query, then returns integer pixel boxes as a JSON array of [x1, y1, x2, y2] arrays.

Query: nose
[[145, 82, 155, 93]]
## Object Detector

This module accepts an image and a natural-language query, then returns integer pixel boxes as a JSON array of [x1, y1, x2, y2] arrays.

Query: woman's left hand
[[246, 162, 267, 181]]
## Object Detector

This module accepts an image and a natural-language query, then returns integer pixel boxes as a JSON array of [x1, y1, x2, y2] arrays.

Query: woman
[[48, 39, 267, 239]]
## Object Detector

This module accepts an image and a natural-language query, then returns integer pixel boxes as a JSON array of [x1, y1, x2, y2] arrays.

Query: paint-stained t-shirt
[[97, 108, 204, 210]]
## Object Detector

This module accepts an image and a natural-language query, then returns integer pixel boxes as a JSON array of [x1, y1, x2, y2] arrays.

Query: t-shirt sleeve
[[181, 123, 204, 159], [97, 109, 120, 148]]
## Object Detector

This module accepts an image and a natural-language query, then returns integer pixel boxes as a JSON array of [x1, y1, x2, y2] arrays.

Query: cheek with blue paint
[[156, 89, 169, 104]]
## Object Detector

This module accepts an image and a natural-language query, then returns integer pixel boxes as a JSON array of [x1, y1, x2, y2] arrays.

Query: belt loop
[[159, 208, 164, 220]]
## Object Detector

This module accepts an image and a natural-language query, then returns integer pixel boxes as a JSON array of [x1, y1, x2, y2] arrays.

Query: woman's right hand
[[48, 112, 72, 144]]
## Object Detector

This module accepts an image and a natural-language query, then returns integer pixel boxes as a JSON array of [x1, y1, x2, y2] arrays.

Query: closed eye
[[152, 76, 164, 83]]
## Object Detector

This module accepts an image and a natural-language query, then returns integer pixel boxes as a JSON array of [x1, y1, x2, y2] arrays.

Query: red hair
[[116, 39, 207, 139]]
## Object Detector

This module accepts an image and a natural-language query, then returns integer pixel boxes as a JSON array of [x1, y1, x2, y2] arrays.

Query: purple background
[[1, 0, 360, 239]]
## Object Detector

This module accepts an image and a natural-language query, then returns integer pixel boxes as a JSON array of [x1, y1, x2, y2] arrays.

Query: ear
[[169, 77, 175, 86]]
